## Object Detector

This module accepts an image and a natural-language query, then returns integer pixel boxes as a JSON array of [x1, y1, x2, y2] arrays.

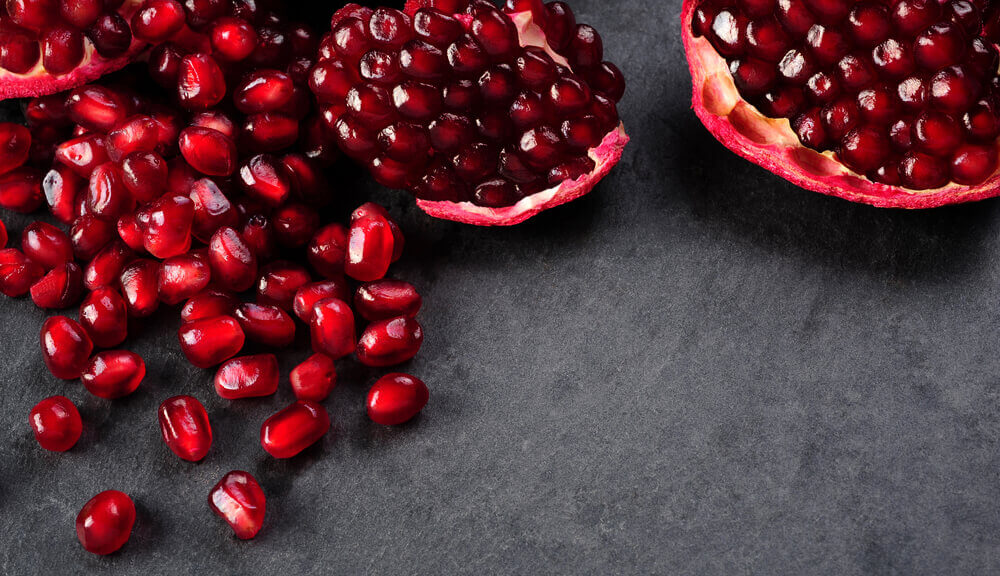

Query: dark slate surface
[[3, 1, 1000, 574]]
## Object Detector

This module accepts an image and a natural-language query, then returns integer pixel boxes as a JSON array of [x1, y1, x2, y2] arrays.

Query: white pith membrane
[[414, 7, 629, 226], [0, 0, 146, 100], [681, 0, 1000, 209]]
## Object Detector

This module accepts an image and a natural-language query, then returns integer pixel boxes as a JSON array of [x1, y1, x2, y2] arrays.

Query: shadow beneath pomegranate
[[667, 112, 997, 281]]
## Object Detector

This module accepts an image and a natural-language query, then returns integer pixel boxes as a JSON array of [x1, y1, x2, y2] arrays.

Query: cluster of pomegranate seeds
[[693, 0, 1000, 189], [309, 1, 625, 207]]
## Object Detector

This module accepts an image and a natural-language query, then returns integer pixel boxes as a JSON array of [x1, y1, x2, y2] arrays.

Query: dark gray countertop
[[2, 1, 1000, 574]]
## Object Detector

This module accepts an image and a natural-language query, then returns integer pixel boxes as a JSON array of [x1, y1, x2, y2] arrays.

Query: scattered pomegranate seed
[[158, 395, 212, 461], [30, 261, 84, 309], [208, 226, 257, 292], [309, 297, 356, 359], [158, 252, 211, 305], [345, 206, 395, 282], [180, 289, 238, 322], [0, 248, 45, 297], [289, 353, 337, 402], [119, 258, 160, 317], [354, 279, 422, 321], [307, 223, 348, 279], [260, 400, 330, 458], [29, 395, 82, 451], [79, 286, 128, 348], [214, 353, 279, 399], [356, 316, 424, 367], [367, 373, 429, 426], [292, 279, 351, 323], [178, 315, 245, 368], [81, 350, 145, 399], [76, 490, 136, 555], [209, 470, 266, 539], [256, 261, 311, 311], [234, 303, 295, 348]]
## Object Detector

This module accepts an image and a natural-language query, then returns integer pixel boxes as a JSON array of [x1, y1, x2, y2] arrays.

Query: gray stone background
[[2, 0, 1000, 574]]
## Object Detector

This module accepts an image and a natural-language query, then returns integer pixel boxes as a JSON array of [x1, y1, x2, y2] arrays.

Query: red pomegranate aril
[[214, 353, 279, 399], [238, 154, 291, 207], [158, 253, 211, 305], [357, 316, 423, 367], [132, 0, 186, 42], [66, 86, 127, 133], [893, 0, 942, 38], [234, 303, 295, 348], [272, 203, 319, 248], [158, 395, 212, 461], [211, 16, 258, 62], [42, 26, 85, 75], [22, 221, 73, 270], [43, 165, 83, 225], [208, 226, 257, 292], [241, 214, 275, 260], [76, 490, 136, 555], [306, 223, 348, 279], [117, 213, 146, 253], [120, 152, 167, 203], [256, 261, 310, 311], [914, 111, 963, 157], [41, 315, 93, 379], [0, 31, 40, 74], [209, 471, 266, 540], [951, 143, 998, 185], [367, 373, 429, 425], [178, 314, 244, 368], [0, 167, 44, 213], [106, 115, 160, 162], [119, 259, 159, 317], [345, 214, 393, 282], [81, 350, 145, 399], [84, 239, 131, 290], [70, 214, 114, 261], [292, 280, 350, 323], [30, 395, 82, 452], [234, 69, 294, 114], [0, 248, 45, 297], [88, 12, 133, 58], [178, 53, 228, 110], [187, 178, 236, 243], [260, 400, 330, 458], [309, 297, 355, 359], [900, 151, 950, 189], [0, 123, 31, 176], [55, 134, 109, 179], [86, 162, 132, 221], [179, 126, 237, 176], [838, 126, 889, 174], [289, 353, 336, 402], [354, 279, 422, 321], [31, 262, 83, 309], [79, 286, 128, 348], [240, 113, 299, 152], [181, 289, 238, 322], [138, 194, 194, 258]]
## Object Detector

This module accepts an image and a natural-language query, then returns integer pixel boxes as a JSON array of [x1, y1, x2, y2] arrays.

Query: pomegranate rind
[[400, 0, 629, 226], [680, 0, 1000, 209], [0, 0, 146, 100]]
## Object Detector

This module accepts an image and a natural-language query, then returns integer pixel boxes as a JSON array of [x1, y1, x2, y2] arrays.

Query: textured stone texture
[[2, 1, 1000, 574]]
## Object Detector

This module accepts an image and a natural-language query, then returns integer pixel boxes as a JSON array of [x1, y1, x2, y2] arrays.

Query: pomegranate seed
[[85, 162, 132, 221], [208, 471, 266, 539], [0, 248, 45, 297], [88, 12, 133, 58], [43, 165, 83, 224], [181, 289, 238, 322], [0, 122, 31, 176], [158, 253, 211, 305], [179, 126, 237, 176], [0, 30, 40, 74], [345, 211, 394, 282], [282, 153, 330, 204], [309, 297, 355, 359], [234, 69, 295, 114], [80, 286, 128, 348], [43, 26, 85, 75], [241, 213, 275, 260], [307, 223, 348, 279], [132, 0, 186, 43], [70, 214, 114, 261], [81, 350, 145, 399], [292, 280, 351, 323], [214, 353, 279, 399], [117, 213, 146, 253], [260, 400, 330, 458], [191, 110, 236, 140], [367, 373, 429, 425], [211, 17, 258, 62], [31, 262, 84, 309], [177, 53, 228, 110], [119, 259, 160, 317], [256, 261, 310, 310], [178, 315, 244, 368], [22, 221, 73, 270], [208, 226, 257, 292], [30, 395, 82, 451], [289, 353, 336, 402], [354, 279, 422, 321], [66, 86, 128, 133], [55, 134, 110, 179], [272, 203, 320, 248], [238, 154, 291, 206], [76, 490, 136, 555], [106, 115, 159, 163], [120, 151, 168, 203], [357, 316, 424, 367], [138, 194, 194, 258], [84, 240, 132, 290], [240, 112, 299, 151], [40, 315, 93, 379], [234, 303, 295, 348], [158, 395, 212, 461], [188, 178, 238, 243], [0, 167, 44, 213]]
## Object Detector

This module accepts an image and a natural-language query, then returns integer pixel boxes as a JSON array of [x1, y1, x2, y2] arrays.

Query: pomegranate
[[308, 1, 628, 225], [683, 0, 1000, 207], [355, 279, 422, 321], [209, 470, 266, 539], [40, 315, 93, 379], [289, 352, 337, 402], [260, 400, 330, 458], [367, 373, 429, 425], [357, 316, 424, 366], [214, 353, 279, 399], [309, 297, 356, 359], [158, 395, 212, 461], [178, 314, 245, 368], [79, 286, 129, 347], [76, 490, 136, 555], [81, 349, 145, 398], [29, 395, 82, 451]]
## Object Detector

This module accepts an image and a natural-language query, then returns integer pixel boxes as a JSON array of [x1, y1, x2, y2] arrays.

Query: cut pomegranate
[[178, 314, 244, 368], [180, 288, 237, 322], [292, 279, 351, 323], [214, 353, 279, 399], [81, 349, 145, 398], [357, 316, 424, 366], [76, 490, 136, 555], [309, 1, 628, 225], [80, 286, 128, 347], [158, 395, 212, 461], [367, 372, 429, 425], [119, 258, 160, 317], [355, 279, 422, 321], [260, 400, 330, 458], [209, 470, 266, 540], [309, 297, 356, 359], [41, 315, 93, 379], [684, 0, 1000, 206], [30, 395, 83, 451], [30, 261, 84, 309], [289, 352, 336, 402]]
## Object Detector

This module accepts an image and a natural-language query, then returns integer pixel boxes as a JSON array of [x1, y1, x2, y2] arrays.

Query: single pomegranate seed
[[234, 303, 295, 348], [282, 153, 330, 204], [0, 122, 31, 176], [237, 154, 291, 206], [289, 353, 337, 402], [188, 178, 238, 243], [307, 223, 348, 279], [178, 315, 244, 368], [138, 194, 194, 259], [272, 203, 320, 248], [40, 315, 93, 379], [181, 289, 238, 322], [309, 297, 355, 359], [0, 30, 41, 74], [240, 112, 299, 151], [179, 126, 237, 176], [191, 110, 236, 140], [55, 134, 110, 179], [106, 115, 159, 163], [66, 86, 128, 133], [80, 286, 128, 348], [84, 239, 132, 291], [241, 213, 275, 260], [292, 280, 351, 323], [234, 69, 295, 114], [0, 248, 45, 297], [86, 162, 132, 221], [81, 350, 145, 399], [256, 261, 311, 311], [158, 253, 211, 305], [31, 262, 84, 309], [260, 400, 330, 458], [70, 214, 114, 261], [367, 373, 429, 425], [120, 152, 167, 203], [0, 167, 44, 213], [42, 26, 85, 75], [22, 221, 73, 270], [117, 213, 146, 253], [214, 353, 279, 399], [209, 471, 266, 539], [177, 53, 228, 110], [43, 165, 83, 224], [208, 226, 257, 292], [30, 395, 82, 451], [88, 12, 133, 58], [158, 395, 212, 461], [357, 316, 424, 367], [132, 0, 186, 43], [211, 17, 258, 62], [76, 490, 136, 555], [354, 280, 422, 321], [345, 211, 394, 282], [119, 259, 160, 317]]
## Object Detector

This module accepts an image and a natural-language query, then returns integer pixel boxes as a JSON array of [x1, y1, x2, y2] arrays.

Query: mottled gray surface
[[2, 1, 1000, 574]]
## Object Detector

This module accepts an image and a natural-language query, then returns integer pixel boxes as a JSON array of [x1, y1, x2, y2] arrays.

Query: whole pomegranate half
[[683, 0, 1000, 208]]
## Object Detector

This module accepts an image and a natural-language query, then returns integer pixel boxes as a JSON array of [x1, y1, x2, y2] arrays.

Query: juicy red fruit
[[367, 372, 429, 425], [209, 470, 266, 540], [289, 353, 336, 402], [30, 395, 83, 451], [158, 395, 212, 461], [40, 315, 93, 379], [76, 490, 136, 555], [81, 350, 145, 399], [357, 316, 424, 366], [214, 353, 279, 399], [260, 400, 330, 458], [178, 314, 245, 368]]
